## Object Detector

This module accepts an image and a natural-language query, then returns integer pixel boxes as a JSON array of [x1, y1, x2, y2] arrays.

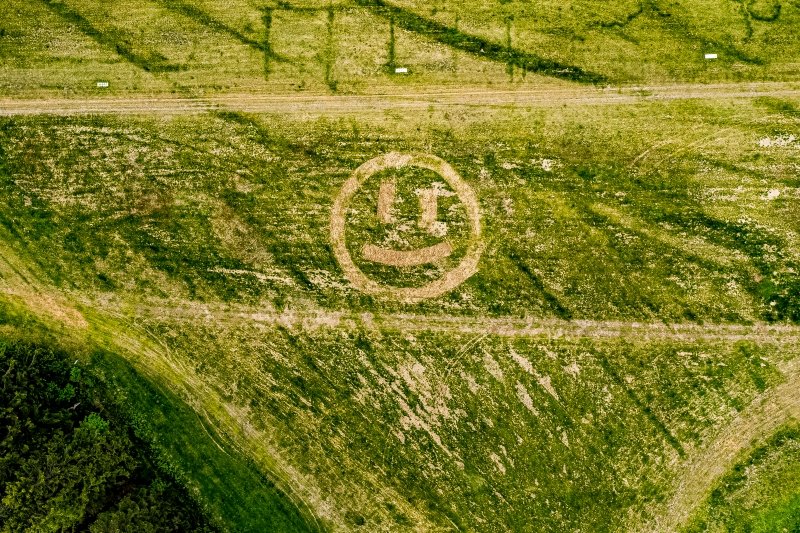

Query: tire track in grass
[[12, 259, 800, 533], [80, 294, 800, 345], [3, 82, 800, 116], [80, 294, 800, 531], [86, 312, 327, 533], [0, 233, 324, 532]]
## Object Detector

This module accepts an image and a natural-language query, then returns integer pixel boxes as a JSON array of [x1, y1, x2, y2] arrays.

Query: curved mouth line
[[362, 242, 453, 267]]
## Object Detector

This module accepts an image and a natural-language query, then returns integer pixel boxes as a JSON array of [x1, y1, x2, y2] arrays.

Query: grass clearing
[[2, 4, 800, 528], [683, 423, 800, 532], [1, 99, 799, 320]]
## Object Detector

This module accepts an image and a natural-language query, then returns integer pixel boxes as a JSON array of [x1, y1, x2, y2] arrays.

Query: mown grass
[[392, 0, 800, 82], [1, 0, 549, 96], [130, 313, 790, 531], [0, 0, 169, 96], [353, 0, 607, 83], [40, 0, 184, 73], [0, 98, 798, 321]]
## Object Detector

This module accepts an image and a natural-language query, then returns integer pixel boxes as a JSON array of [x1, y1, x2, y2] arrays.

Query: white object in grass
[[394, 67, 408, 74], [96, 81, 110, 88], [704, 53, 718, 59]]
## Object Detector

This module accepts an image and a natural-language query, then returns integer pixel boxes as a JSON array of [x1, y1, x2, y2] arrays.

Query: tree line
[[0, 337, 218, 532]]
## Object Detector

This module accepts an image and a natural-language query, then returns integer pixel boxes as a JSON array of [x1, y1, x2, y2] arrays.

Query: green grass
[[0, 300, 314, 532], [683, 423, 800, 532], [3, 0, 800, 96], [0, 94, 799, 530], [0, 0, 168, 96], [3, 1, 800, 531], [86, 346, 314, 532], [0, 98, 799, 320], [129, 314, 790, 531]]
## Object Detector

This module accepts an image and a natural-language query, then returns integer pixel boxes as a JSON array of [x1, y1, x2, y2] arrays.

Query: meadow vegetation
[[2, 0, 800, 96], [0, 331, 217, 532], [683, 422, 800, 532], [1, 99, 799, 321], [0, 94, 798, 530], [2, 1, 800, 531]]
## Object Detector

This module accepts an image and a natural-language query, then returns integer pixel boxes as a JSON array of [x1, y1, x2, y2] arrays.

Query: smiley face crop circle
[[330, 152, 483, 303]]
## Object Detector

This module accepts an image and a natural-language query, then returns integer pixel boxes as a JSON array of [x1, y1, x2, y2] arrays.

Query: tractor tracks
[[80, 294, 800, 344], [1, 81, 800, 116]]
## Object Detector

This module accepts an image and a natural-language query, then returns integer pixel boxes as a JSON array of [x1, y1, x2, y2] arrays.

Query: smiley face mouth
[[361, 241, 453, 267]]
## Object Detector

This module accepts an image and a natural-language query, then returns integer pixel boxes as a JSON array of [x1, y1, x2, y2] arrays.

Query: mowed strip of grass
[[0, 0, 169, 96], [0, 298, 314, 532], [0, 0, 557, 96], [387, 0, 800, 83], [0, 98, 798, 321]]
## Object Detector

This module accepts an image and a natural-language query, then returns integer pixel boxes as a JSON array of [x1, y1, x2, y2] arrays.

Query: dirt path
[[1, 81, 799, 116], [80, 294, 800, 344], [637, 355, 800, 532]]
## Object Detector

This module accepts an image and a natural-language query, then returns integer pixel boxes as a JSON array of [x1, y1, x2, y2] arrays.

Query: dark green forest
[[0, 336, 218, 533]]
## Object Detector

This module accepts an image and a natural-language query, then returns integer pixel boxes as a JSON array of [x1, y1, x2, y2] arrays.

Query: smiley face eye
[[377, 179, 396, 224], [417, 189, 439, 234]]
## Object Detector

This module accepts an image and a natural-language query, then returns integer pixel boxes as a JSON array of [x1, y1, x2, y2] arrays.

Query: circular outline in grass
[[331, 152, 483, 303]]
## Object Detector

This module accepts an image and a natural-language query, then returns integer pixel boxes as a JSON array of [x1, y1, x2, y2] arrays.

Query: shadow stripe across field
[[39, 0, 184, 73], [354, 0, 608, 84], [150, 0, 290, 64]]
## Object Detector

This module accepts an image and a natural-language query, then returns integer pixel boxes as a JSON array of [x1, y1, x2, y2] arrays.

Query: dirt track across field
[[79, 294, 800, 344], [1, 81, 800, 116]]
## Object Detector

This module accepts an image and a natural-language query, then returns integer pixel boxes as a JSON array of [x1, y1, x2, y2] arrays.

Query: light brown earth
[[0, 81, 799, 116], [362, 241, 453, 266]]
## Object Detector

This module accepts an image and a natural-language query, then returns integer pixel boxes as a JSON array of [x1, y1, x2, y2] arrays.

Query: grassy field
[[2, 0, 800, 531], [1, 100, 799, 320], [0, 93, 799, 530], [0, 278, 315, 531], [684, 422, 800, 532], [2, 0, 800, 97]]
